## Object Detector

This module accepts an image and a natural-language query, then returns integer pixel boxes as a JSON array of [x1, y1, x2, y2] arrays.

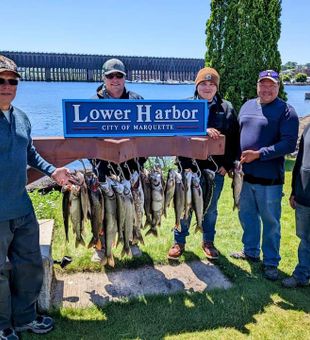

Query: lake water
[[12, 82, 310, 136]]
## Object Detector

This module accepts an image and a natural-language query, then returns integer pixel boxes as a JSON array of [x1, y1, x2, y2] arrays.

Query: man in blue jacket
[[282, 123, 310, 288], [231, 70, 299, 281], [0, 55, 71, 340]]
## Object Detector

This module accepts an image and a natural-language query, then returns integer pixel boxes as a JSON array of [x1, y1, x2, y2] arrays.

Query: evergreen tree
[[205, 0, 285, 111]]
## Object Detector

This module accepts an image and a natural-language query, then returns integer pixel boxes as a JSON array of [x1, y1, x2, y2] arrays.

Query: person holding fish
[[167, 67, 239, 260], [282, 123, 310, 288], [90, 58, 146, 262], [0, 55, 72, 339], [231, 70, 299, 281]]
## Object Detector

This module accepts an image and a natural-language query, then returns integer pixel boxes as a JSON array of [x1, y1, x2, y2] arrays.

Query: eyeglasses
[[259, 70, 279, 79], [105, 73, 124, 79], [0, 78, 18, 86]]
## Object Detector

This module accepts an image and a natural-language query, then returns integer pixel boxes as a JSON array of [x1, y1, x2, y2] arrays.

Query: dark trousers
[[0, 212, 43, 330]]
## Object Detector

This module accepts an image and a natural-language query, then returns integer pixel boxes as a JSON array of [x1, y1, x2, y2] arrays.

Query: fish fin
[[107, 255, 115, 268], [81, 237, 86, 247], [143, 218, 152, 229], [76, 236, 86, 248], [194, 225, 203, 233], [145, 228, 158, 237], [121, 247, 132, 258], [138, 235, 145, 246], [87, 240, 94, 249], [120, 248, 125, 257]]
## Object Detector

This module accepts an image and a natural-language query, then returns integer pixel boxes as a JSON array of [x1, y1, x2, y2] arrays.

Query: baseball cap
[[195, 67, 220, 88], [258, 70, 279, 83], [0, 55, 21, 77], [102, 58, 126, 76]]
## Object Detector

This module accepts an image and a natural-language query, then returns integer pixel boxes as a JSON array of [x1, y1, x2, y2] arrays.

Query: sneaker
[[15, 315, 54, 334], [0, 328, 19, 340], [202, 241, 219, 259], [130, 244, 142, 257], [282, 276, 309, 288], [230, 250, 260, 263], [167, 243, 185, 260], [263, 265, 279, 281]]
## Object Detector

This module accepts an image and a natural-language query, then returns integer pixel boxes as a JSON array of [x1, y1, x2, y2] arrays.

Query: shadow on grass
[[27, 254, 310, 340]]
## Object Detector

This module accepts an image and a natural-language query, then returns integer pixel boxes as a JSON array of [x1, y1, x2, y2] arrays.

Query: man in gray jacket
[[282, 123, 310, 288], [0, 55, 71, 340]]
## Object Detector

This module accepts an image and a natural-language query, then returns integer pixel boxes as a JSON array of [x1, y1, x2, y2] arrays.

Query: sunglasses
[[0, 78, 18, 86], [259, 70, 279, 79], [105, 73, 124, 79]]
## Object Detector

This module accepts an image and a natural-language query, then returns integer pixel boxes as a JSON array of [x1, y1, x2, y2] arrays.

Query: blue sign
[[62, 99, 208, 137]]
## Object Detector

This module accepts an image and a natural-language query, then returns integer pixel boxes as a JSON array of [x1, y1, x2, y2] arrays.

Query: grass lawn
[[27, 167, 310, 340]]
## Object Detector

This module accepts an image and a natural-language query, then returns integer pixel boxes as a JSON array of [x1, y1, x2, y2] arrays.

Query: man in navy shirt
[[231, 70, 299, 281], [0, 55, 71, 340]]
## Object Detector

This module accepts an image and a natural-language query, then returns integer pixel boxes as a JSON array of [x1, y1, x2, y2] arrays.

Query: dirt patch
[[51, 260, 232, 308]]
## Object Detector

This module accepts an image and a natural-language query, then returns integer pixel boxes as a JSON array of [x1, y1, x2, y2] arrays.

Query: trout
[[232, 161, 244, 211]]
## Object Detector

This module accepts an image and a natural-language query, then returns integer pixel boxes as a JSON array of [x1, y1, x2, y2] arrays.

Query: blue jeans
[[174, 173, 225, 245], [293, 203, 310, 284], [238, 181, 283, 267], [0, 212, 43, 330]]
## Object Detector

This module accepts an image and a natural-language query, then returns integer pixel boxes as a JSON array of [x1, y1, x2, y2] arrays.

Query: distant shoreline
[[284, 83, 310, 86]]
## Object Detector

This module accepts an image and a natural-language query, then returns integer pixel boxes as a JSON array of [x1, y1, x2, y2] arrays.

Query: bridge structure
[[1, 51, 205, 83]]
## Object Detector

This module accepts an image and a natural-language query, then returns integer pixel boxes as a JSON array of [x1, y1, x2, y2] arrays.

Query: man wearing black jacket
[[90, 58, 146, 261], [168, 67, 239, 260], [282, 123, 310, 288], [91, 58, 145, 182]]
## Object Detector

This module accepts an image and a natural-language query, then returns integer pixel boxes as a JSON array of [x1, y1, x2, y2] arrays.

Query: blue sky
[[2, 0, 309, 64]]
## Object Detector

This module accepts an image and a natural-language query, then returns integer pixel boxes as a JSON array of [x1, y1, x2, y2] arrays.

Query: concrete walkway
[[52, 260, 232, 308]]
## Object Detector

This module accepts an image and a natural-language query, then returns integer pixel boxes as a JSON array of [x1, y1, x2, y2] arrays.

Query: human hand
[[289, 195, 296, 209], [240, 150, 260, 164], [51, 167, 71, 186], [207, 128, 221, 139], [217, 166, 227, 176]]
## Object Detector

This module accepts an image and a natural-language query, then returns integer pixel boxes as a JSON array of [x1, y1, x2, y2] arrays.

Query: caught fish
[[111, 179, 126, 247], [191, 172, 204, 233], [130, 171, 145, 245], [163, 169, 176, 218], [183, 169, 193, 219], [62, 186, 71, 242], [232, 161, 244, 211], [121, 179, 135, 257], [147, 169, 164, 237], [201, 169, 215, 215], [69, 184, 86, 248], [101, 178, 118, 267], [173, 171, 185, 232], [140, 169, 152, 229], [86, 174, 104, 250], [70, 170, 90, 223]]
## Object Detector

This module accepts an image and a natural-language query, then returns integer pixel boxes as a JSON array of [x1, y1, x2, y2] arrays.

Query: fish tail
[[194, 224, 203, 233], [107, 255, 115, 268], [145, 228, 158, 237]]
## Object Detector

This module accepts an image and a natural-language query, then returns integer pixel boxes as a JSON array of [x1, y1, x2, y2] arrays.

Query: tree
[[282, 61, 298, 70], [281, 74, 291, 82], [205, 0, 285, 111], [295, 73, 307, 83]]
